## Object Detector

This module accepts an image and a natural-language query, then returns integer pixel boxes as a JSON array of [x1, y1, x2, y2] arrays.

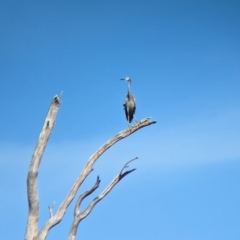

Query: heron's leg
[[133, 116, 140, 125], [128, 123, 131, 133], [127, 116, 131, 131]]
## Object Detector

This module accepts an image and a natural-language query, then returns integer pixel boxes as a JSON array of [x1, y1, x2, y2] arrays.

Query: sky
[[0, 0, 240, 239]]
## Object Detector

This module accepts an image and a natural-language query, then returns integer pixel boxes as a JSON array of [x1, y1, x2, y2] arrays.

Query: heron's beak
[[120, 79, 125, 81]]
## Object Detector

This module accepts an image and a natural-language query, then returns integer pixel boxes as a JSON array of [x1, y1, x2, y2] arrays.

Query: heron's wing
[[123, 94, 136, 123], [133, 96, 136, 110], [131, 96, 136, 117], [128, 96, 136, 123], [123, 102, 128, 121], [123, 96, 129, 108]]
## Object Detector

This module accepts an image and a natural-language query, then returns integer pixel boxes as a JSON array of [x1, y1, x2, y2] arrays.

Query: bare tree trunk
[[25, 94, 156, 240], [25, 95, 60, 240]]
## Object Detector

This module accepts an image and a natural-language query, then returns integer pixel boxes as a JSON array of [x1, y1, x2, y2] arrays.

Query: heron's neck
[[127, 81, 131, 94]]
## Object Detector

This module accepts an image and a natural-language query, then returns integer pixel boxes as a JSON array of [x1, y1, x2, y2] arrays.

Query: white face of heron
[[120, 76, 131, 84]]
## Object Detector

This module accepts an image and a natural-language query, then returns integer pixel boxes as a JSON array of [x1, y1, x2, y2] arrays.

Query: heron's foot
[[133, 116, 140, 126], [128, 124, 132, 133], [134, 119, 140, 127]]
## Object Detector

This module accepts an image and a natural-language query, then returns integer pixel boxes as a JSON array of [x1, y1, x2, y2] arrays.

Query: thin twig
[[119, 157, 138, 175]]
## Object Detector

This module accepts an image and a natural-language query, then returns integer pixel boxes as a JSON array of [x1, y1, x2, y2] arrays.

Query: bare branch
[[68, 158, 138, 240], [37, 118, 156, 240], [25, 95, 61, 240]]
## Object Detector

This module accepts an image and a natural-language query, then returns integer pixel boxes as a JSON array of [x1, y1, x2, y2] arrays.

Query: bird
[[120, 77, 137, 124]]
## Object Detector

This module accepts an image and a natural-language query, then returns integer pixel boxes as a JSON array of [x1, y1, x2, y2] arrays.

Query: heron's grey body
[[121, 77, 136, 123]]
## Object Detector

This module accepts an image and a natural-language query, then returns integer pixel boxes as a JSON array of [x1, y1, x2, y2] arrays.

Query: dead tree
[[25, 94, 156, 240]]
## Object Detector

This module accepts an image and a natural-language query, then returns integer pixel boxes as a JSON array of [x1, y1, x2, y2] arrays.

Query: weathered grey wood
[[24, 93, 156, 240], [36, 118, 156, 240], [68, 158, 138, 240], [25, 96, 60, 240]]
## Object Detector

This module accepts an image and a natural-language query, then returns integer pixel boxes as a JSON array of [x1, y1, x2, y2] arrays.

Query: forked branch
[[68, 158, 138, 240], [74, 176, 101, 217]]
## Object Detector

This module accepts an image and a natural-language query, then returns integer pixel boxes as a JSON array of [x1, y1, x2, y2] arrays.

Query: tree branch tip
[[127, 157, 138, 164], [53, 95, 60, 105], [136, 117, 157, 125], [146, 118, 157, 123], [53, 91, 64, 105]]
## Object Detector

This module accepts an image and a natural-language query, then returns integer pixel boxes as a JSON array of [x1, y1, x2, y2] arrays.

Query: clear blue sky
[[1, 0, 240, 239]]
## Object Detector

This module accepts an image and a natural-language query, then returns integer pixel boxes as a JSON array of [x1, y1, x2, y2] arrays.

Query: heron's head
[[120, 77, 131, 83]]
